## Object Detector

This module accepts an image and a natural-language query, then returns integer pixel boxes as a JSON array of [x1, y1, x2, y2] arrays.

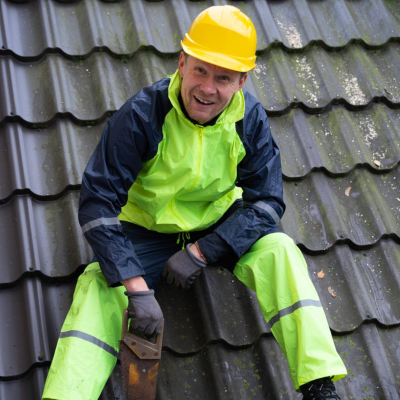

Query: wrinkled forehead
[[186, 54, 243, 77]]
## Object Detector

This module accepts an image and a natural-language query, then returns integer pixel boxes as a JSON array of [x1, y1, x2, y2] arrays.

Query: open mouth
[[194, 95, 214, 106]]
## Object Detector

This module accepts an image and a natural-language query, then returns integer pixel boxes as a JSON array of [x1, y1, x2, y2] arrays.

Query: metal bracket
[[121, 309, 163, 360]]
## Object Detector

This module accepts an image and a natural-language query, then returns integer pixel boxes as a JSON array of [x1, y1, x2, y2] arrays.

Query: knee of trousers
[[61, 262, 127, 347], [233, 232, 320, 321], [42, 262, 126, 399]]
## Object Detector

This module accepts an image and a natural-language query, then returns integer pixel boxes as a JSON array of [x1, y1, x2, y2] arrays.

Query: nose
[[200, 76, 217, 96]]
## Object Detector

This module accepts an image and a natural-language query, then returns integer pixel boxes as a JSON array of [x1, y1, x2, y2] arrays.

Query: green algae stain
[[348, 339, 356, 348], [347, 368, 356, 378]]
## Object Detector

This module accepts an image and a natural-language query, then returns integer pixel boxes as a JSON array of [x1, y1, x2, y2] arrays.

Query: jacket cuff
[[197, 233, 236, 264], [104, 263, 146, 288]]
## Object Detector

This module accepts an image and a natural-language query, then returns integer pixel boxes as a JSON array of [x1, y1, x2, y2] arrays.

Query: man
[[42, 6, 346, 400]]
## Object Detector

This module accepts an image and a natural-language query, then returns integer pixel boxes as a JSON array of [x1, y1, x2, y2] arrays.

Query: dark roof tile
[[272, 105, 400, 178], [281, 167, 400, 250], [0, 193, 91, 284], [1, 0, 399, 59], [305, 239, 400, 331], [0, 367, 49, 400], [2, 44, 399, 126], [1, 1, 400, 398], [0, 278, 75, 377], [2, 105, 399, 203], [0, 121, 105, 200]]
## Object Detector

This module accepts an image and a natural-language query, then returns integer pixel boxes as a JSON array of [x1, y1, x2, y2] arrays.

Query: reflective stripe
[[267, 299, 322, 329], [81, 217, 120, 233], [245, 201, 280, 224], [60, 330, 118, 358]]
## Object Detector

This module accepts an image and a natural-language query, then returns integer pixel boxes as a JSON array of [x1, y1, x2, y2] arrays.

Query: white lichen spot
[[254, 63, 268, 77], [295, 56, 319, 105], [253, 64, 269, 90], [277, 21, 303, 48], [372, 149, 387, 162], [340, 73, 367, 105], [359, 117, 378, 147]]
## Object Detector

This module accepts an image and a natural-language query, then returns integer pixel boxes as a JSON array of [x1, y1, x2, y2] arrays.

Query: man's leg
[[42, 223, 180, 400], [42, 262, 125, 400], [232, 232, 347, 392]]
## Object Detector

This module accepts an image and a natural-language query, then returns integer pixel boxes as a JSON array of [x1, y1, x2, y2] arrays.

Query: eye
[[218, 75, 230, 82], [195, 67, 206, 74]]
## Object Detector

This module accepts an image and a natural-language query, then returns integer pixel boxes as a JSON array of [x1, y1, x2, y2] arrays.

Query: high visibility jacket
[[78, 70, 285, 286]]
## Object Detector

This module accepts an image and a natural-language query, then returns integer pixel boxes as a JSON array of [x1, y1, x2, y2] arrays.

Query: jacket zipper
[[171, 127, 203, 233], [170, 127, 203, 233], [189, 127, 203, 191]]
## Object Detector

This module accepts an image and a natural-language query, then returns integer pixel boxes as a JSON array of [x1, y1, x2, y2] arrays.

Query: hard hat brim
[[181, 41, 256, 73]]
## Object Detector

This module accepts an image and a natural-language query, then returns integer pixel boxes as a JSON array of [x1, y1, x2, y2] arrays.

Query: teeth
[[195, 96, 213, 105]]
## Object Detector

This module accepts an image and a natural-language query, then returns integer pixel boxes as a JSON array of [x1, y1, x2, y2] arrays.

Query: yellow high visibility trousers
[[234, 233, 347, 390], [42, 233, 346, 399], [42, 263, 127, 400]]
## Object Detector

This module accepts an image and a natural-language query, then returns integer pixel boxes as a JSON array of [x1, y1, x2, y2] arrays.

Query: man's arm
[[79, 90, 167, 335], [79, 99, 150, 287], [79, 79, 171, 287]]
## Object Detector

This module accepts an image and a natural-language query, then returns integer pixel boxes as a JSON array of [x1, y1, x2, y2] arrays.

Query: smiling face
[[178, 53, 247, 125]]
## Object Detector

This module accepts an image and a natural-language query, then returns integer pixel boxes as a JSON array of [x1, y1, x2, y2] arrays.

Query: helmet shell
[[181, 5, 257, 72]]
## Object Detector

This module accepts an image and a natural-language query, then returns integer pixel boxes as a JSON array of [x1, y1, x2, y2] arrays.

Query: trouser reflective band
[[266, 299, 322, 329], [42, 262, 126, 400], [60, 330, 119, 358], [233, 233, 347, 391]]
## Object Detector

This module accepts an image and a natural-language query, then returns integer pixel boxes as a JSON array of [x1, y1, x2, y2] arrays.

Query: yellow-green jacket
[[79, 70, 285, 286]]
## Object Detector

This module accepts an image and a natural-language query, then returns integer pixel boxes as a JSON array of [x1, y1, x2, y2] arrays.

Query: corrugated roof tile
[[0, 121, 105, 200], [306, 239, 400, 331], [273, 105, 400, 177], [0, 278, 74, 377], [1, 0, 399, 59], [2, 105, 399, 202], [2, 44, 399, 126], [281, 167, 400, 250], [1, 0, 400, 399], [0, 193, 92, 284]]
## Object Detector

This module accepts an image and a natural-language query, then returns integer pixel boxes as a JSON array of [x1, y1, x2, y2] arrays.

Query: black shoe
[[300, 377, 341, 400]]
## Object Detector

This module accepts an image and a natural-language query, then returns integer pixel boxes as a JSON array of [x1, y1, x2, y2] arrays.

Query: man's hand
[[162, 243, 207, 289], [124, 290, 163, 336], [122, 276, 163, 336]]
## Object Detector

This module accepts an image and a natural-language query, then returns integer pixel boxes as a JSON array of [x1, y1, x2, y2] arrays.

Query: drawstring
[[177, 232, 191, 250], [177, 232, 181, 247]]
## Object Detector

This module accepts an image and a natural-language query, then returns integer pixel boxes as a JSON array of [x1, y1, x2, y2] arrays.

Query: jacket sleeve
[[198, 97, 285, 261], [78, 83, 168, 287]]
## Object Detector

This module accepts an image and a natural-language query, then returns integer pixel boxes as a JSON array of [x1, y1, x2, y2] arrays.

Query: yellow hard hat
[[181, 5, 257, 72]]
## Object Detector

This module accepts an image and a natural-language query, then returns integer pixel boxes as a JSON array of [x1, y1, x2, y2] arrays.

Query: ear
[[237, 73, 248, 91], [178, 52, 186, 78]]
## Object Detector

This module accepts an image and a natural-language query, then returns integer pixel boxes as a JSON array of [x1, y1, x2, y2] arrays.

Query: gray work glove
[[125, 290, 163, 336], [162, 244, 207, 289]]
